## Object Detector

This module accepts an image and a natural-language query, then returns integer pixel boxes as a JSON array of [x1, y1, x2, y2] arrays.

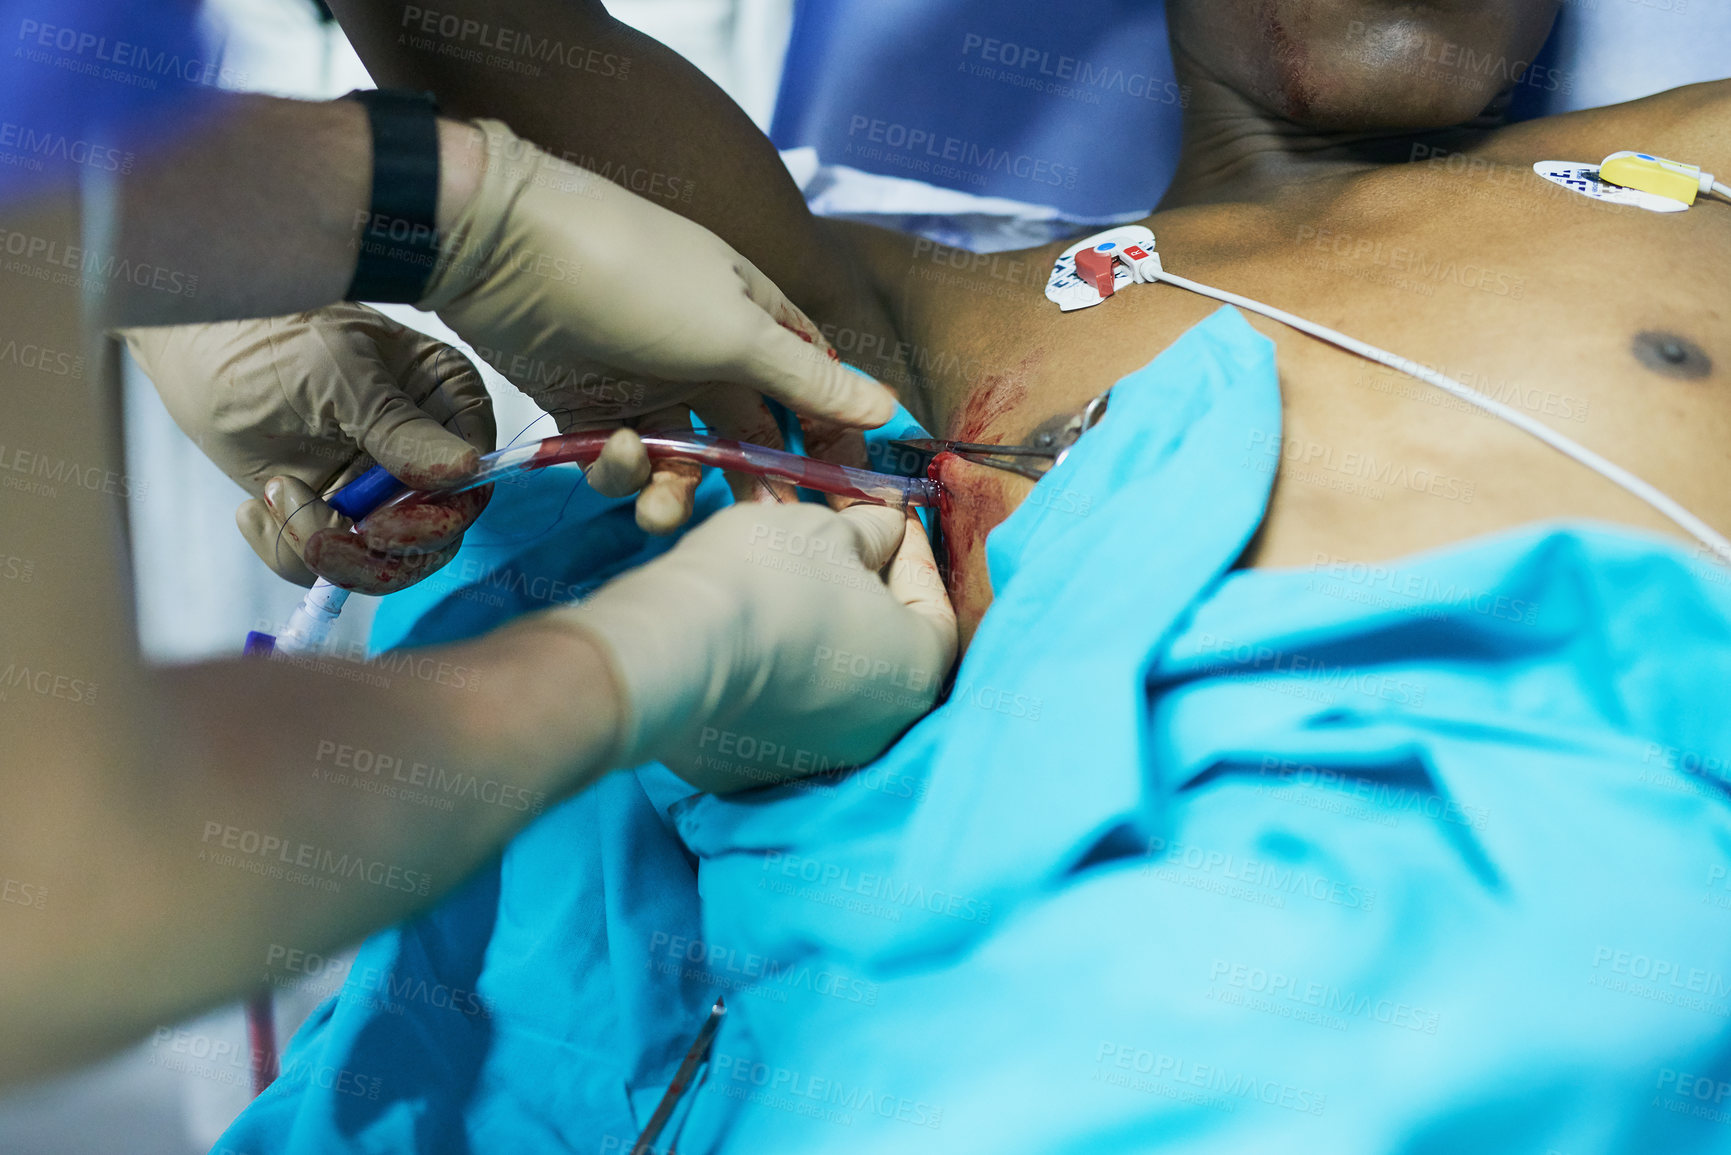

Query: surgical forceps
[[631, 998, 726, 1154], [888, 387, 1112, 482]]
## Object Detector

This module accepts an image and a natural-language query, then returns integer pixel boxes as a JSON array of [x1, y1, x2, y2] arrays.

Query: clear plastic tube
[[368, 431, 941, 517], [256, 433, 939, 662]]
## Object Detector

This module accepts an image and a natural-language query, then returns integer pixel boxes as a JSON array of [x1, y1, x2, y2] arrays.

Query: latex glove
[[422, 119, 896, 534], [123, 304, 495, 594], [549, 500, 957, 791]]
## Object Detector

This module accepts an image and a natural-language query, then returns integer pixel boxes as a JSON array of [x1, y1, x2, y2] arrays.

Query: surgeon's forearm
[[327, 0, 856, 321], [103, 94, 480, 327], [0, 618, 621, 1083]]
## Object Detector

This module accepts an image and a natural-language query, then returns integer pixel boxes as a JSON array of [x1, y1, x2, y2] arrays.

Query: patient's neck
[[1158, 61, 1505, 211]]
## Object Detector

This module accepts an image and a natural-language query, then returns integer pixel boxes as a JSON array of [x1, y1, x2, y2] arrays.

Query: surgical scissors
[[632, 998, 726, 1154], [887, 387, 1112, 482]]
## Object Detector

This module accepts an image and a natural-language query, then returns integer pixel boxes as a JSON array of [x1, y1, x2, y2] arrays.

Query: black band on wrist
[[343, 88, 442, 304]]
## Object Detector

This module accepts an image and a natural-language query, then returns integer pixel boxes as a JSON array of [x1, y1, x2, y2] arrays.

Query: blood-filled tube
[[365, 431, 941, 518]]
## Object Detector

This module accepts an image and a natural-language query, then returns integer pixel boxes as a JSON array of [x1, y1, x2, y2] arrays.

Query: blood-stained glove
[[123, 303, 495, 594], [543, 499, 956, 791], [421, 119, 895, 534]]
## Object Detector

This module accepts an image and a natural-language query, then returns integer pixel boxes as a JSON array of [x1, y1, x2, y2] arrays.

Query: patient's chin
[[930, 453, 1025, 652], [1264, 49, 1506, 132], [1229, 17, 1518, 128]]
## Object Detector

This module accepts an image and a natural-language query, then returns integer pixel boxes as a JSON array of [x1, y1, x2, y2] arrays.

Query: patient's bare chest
[[910, 164, 1731, 642]]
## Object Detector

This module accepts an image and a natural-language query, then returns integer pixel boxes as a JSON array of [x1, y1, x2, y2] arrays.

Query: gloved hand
[[123, 304, 495, 594], [543, 499, 956, 791], [423, 119, 896, 534]]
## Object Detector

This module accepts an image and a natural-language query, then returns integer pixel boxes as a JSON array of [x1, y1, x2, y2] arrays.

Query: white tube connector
[[273, 579, 351, 656]]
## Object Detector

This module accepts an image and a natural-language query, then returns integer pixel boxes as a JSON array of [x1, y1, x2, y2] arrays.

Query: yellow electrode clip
[[1599, 151, 1716, 206]]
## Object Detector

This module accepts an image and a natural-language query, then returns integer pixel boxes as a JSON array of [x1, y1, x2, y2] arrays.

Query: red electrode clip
[[1074, 246, 1116, 299]]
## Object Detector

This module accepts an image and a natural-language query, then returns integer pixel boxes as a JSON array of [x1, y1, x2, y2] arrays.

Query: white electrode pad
[[1533, 161, 1690, 214], [1046, 225, 1158, 312]]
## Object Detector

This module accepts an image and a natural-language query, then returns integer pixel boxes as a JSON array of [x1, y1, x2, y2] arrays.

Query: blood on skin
[[932, 354, 1042, 648], [945, 368, 1030, 442], [929, 451, 1013, 649]]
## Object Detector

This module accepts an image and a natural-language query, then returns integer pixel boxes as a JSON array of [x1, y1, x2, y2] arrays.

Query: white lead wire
[[1148, 268, 1731, 568]]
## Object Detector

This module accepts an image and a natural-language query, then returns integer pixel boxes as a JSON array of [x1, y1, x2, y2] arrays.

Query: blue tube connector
[[327, 464, 403, 520]]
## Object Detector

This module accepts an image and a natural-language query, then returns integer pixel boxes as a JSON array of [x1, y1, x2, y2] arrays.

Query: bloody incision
[[928, 450, 1014, 648]]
